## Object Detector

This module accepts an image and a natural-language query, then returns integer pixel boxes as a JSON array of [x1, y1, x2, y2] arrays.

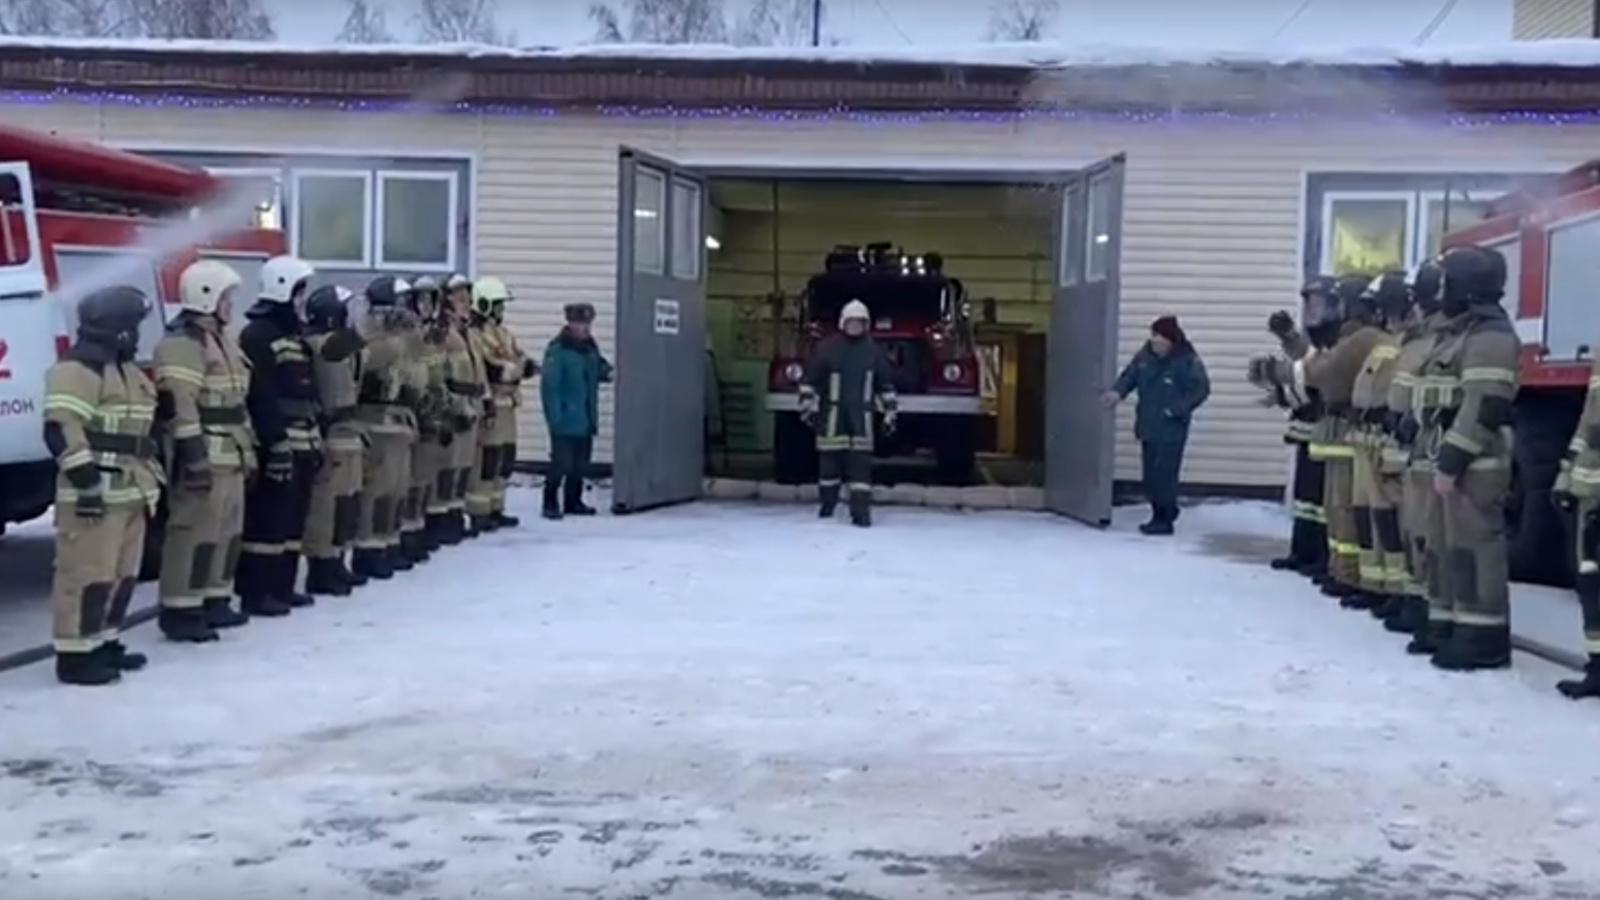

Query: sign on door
[[653, 299, 681, 335]]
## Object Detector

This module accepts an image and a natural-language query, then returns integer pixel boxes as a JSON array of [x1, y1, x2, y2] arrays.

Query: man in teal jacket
[[1100, 315, 1211, 535], [540, 302, 612, 519]]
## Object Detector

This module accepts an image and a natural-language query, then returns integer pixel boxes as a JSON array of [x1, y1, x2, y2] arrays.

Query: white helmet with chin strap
[[839, 298, 870, 329], [259, 255, 315, 304], [177, 259, 242, 317]]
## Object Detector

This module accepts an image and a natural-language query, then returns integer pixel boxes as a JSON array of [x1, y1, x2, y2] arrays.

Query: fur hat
[[1150, 315, 1186, 346], [564, 302, 596, 324]]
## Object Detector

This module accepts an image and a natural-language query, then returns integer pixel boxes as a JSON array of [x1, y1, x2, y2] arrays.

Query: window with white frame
[[634, 166, 666, 274], [1320, 187, 1502, 275], [292, 170, 373, 267], [1086, 171, 1114, 281], [377, 170, 457, 270], [204, 167, 283, 231]]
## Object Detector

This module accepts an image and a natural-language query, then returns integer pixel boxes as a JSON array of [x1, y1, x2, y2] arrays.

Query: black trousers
[[236, 455, 315, 598], [545, 436, 593, 509], [1139, 438, 1186, 522], [1289, 441, 1328, 569], [818, 449, 872, 495]]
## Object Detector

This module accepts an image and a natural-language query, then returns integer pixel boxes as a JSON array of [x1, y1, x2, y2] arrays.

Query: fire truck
[[765, 244, 983, 485], [1442, 159, 1600, 588], [0, 123, 285, 561]]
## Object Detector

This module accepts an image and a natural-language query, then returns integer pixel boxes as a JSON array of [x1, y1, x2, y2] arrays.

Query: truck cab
[[766, 244, 983, 485], [0, 124, 285, 539]]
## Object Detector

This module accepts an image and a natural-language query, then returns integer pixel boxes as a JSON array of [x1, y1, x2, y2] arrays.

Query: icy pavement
[[2, 493, 1600, 900]]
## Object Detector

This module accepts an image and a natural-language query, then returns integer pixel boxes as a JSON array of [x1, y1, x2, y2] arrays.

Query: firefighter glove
[[882, 407, 898, 435], [301, 447, 325, 475], [1267, 310, 1295, 338], [1389, 411, 1420, 446], [74, 489, 105, 521], [180, 461, 213, 492], [485, 362, 505, 383], [450, 413, 473, 433], [265, 443, 295, 482], [522, 358, 538, 379]]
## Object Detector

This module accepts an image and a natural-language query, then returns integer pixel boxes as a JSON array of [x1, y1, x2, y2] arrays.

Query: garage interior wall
[[706, 179, 1053, 455]]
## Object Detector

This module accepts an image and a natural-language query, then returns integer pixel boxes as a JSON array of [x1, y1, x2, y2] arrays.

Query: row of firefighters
[[39, 255, 599, 687], [1246, 243, 1600, 697]]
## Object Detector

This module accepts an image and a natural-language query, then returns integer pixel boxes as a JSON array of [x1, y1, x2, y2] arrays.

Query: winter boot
[[818, 484, 840, 519], [470, 514, 498, 534], [541, 504, 563, 520], [304, 557, 351, 597], [339, 553, 367, 589], [1558, 570, 1600, 697], [1384, 596, 1425, 635], [1431, 623, 1512, 672], [1406, 615, 1451, 656], [1269, 553, 1303, 571], [1320, 578, 1356, 599], [425, 514, 450, 550], [1138, 507, 1175, 536], [102, 641, 148, 671], [848, 489, 872, 528], [279, 553, 315, 607], [351, 547, 394, 581], [495, 510, 521, 529], [202, 595, 250, 629], [387, 542, 414, 573], [1558, 658, 1600, 699], [565, 502, 597, 517], [401, 530, 430, 564], [55, 650, 120, 686], [437, 512, 464, 545], [158, 606, 219, 644], [241, 592, 291, 617], [1340, 591, 1378, 611], [1370, 594, 1402, 621]]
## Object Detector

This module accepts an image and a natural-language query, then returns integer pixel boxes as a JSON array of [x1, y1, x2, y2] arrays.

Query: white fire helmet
[[177, 259, 242, 317], [839, 299, 870, 329], [259, 255, 315, 304]]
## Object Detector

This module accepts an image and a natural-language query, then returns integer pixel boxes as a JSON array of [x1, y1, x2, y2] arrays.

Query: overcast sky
[[273, 0, 1513, 47]]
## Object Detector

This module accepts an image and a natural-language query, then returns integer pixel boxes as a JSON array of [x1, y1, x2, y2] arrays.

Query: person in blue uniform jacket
[[1101, 315, 1211, 535]]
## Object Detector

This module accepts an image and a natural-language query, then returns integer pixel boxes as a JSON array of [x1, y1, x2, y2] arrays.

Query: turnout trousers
[[304, 445, 363, 562], [1421, 466, 1512, 659], [236, 458, 314, 602], [53, 502, 148, 653], [423, 436, 456, 517], [467, 419, 504, 519], [1316, 447, 1361, 589], [1571, 501, 1600, 666], [357, 430, 412, 553], [160, 468, 246, 611], [1351, 441, 1407, 596], [405, 435, 441, 538], [486, 405, 518, 515], [1288, 442, 1328, 572]]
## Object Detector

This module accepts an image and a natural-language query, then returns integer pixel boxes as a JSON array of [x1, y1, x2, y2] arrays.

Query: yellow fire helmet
[[471, 276, 511, 316]]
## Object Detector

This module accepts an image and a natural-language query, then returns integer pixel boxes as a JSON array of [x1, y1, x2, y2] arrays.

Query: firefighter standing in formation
[[1250, 244, 1521, 675], [1553, 329, 1600, 697], [398, 277, 447, 567], [351, 275, 416, 581], [799, 299, 898, 528], [301, 285, 367, 596], [152, 261, 254, 642], [447, 275, 494, 535], [475, 277, 536, 529], [43, 287, 163, 685], [1256, 295, 1331, 579]]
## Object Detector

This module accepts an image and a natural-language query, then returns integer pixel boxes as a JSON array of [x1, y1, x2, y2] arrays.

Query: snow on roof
[[3, 35, 1600, 71]]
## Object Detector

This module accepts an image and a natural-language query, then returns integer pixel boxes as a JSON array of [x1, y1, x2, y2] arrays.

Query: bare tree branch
[[733, 0, 836, 46], [588, 0, 730, 43], [337, 0, 395, 42], [0, 0, 135, 36], [410, 0, 513, 44], [122, 0, 276, 39], [984, 0, 1058, 41]]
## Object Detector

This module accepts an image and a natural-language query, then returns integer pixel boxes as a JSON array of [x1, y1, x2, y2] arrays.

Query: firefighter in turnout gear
[[44, 286, 162, 685], [1346, 272, 1411, 618], [351, 276, 416, 581], [476, 277, 535, 528], [427, 275, 476, 538], [398, 277, 448, 565], [1414, 245, 1520, 672], [413, 276, 459, 549], [800, 299, 897, 527], [454, 276, 500, 535], [1255, 289, 1331, 579], [1553, 336, 1600, 697], [301, 285, 368, 596], [152, 261, 255, 643], [1381, 261, 1445, 640], [236, 255, 322, 617]]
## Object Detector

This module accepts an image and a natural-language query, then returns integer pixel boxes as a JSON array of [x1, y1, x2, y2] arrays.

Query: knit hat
[[1150, 315, 1186, 345], [564, 302, 596, 324]]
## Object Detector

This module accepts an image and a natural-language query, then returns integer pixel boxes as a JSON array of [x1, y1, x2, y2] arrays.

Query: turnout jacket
[[238, 302, 320, 454], [153, 314, 256, 474], [800, 333, 897, 447], [1423, 307, 1521, 480], [307, 327, 366, 454], [42, 342, 163, 512], [1558, 351, 1600, 499], [481, 319, 534, 411]]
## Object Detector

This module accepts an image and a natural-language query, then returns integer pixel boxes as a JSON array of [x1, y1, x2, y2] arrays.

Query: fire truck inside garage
[[1443, 159, 1600, 589]]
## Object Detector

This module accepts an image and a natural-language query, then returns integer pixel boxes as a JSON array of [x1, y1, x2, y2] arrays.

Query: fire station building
[[0, 39, 1595, 505]]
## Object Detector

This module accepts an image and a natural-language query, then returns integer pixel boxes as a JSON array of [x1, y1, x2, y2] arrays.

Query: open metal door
[[1045, 155, 1125, 527], [612, 148, 708, 514]]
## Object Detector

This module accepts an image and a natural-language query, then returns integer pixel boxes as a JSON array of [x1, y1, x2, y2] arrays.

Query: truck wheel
[[772, 412, 816, 485], [1509, 392, 1582, 588]]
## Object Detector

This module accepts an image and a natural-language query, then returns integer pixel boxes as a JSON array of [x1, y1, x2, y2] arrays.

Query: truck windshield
[[0, 170, 36, 269]]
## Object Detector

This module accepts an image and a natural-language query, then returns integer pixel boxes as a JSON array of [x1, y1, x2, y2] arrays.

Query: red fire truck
[[0, 123, 285, 551], [1442, 160, 1600, 588]]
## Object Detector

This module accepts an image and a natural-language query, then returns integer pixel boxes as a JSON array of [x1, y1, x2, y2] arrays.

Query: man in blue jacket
[[1100, 315, 1211, 535], [539, 302, 612, 519]]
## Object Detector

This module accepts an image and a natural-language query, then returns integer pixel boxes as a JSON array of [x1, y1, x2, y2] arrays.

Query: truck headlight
[[942, 363, 963, 382], [784, 362, 804, 382]]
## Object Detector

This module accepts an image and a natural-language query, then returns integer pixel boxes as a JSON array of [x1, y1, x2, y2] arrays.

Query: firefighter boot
[[1370, 594, 1400, 620], [1384, 595, 1425, 635], [158, 607, 219, 644], [340, 553, 367, 589], [495, 510, 522, 529], [425, 513, 450, 550], [304, 557, 351, 597], [818, 484, 840, 519], [1406, 617, 1451, 656], [401, 530, 430, 565], [470, 514, 497, 535], [103, 641, 148, 671], [202, 595, 250, 629], [351, 547, 394, 581], [279, 553, 315, 607], [1431, 623, 1512, 672], [1320, 577, 1357, 599], [388, 542, 415, 573], [848, 488, 872, 528], [1558, 571, 1600, 698], [1340, 590, 1378, 611], [55, 650, 119, 686]]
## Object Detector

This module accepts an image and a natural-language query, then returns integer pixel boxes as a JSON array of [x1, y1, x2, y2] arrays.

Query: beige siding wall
[[3, 97, 1594, 487], [1512, 0, 1594, 37]]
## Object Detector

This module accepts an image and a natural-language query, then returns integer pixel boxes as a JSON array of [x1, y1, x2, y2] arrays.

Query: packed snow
[[1, 491, 1598, 899], [5, 33, 1600, 71]]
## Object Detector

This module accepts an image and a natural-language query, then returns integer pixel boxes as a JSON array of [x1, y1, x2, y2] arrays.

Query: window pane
[[296, 174, 368, 264], [381, 175, 453, 266], [1486, 237, 1520, 317], [670, 178, 702, 280], [1058, 184, 1080, 286], [1425, 198, 1496, 257], [1327, 198, 1408, 275], [207, 172, 281, 230], [1545, 220, 1600, 360], [634, 167, 665, 274], [1086, 173, 1114, 281]]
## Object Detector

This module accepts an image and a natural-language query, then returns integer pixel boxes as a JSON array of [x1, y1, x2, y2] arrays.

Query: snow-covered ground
[[2, 492, 1599, 899]]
